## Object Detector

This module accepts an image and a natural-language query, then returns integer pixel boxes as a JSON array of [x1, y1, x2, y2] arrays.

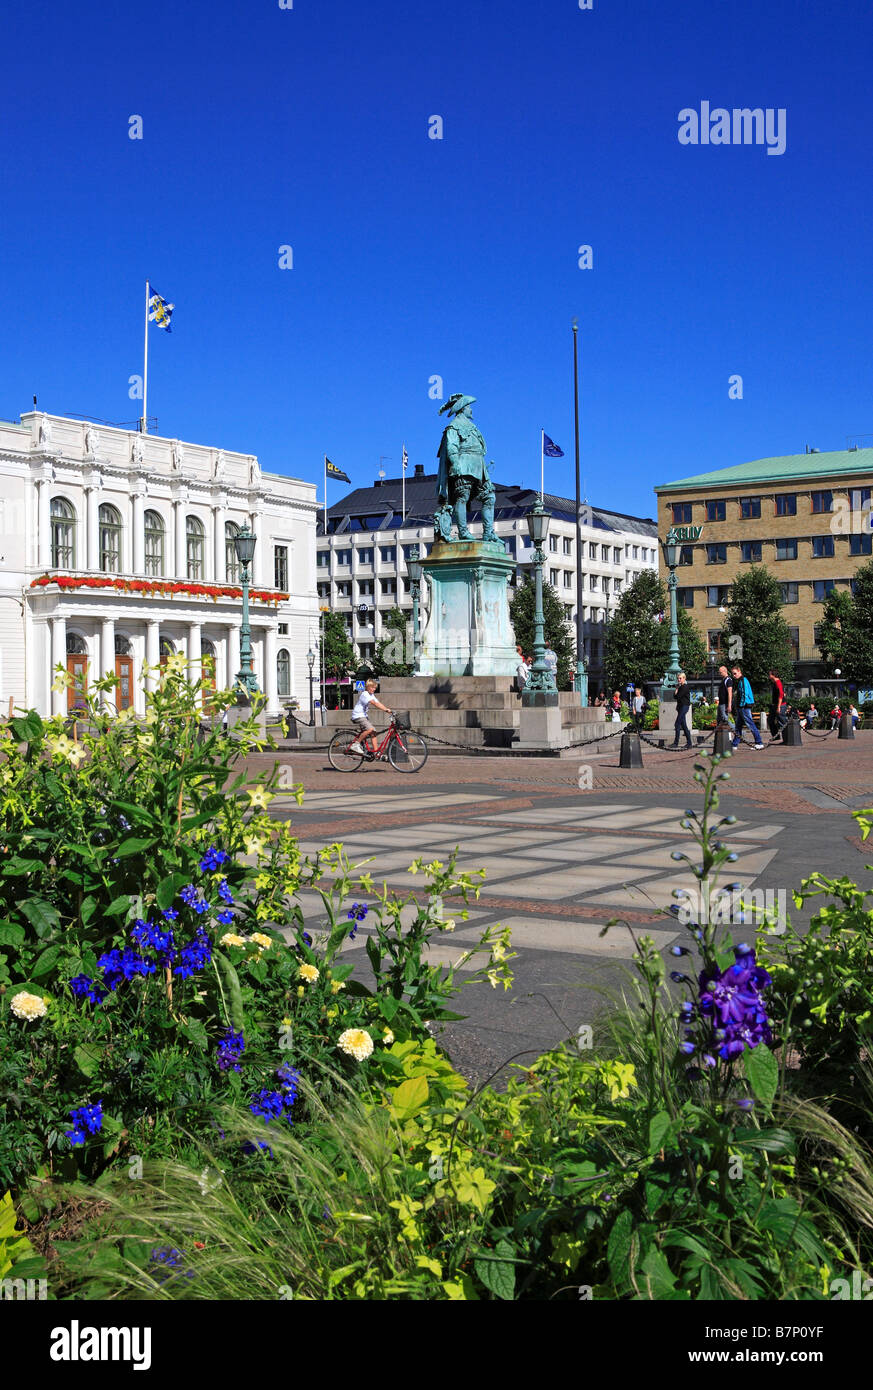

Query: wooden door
[[66, 654, 88, 713], [115, 655, 134, 710]]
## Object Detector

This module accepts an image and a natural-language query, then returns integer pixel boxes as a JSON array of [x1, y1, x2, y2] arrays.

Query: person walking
[[515, 648, 530, 694], [716, 664, 735, 731], [731, 665, 764, 749], [544, 645, 558, 681], [767, 669, 788, 740], [671, 672, 693, 749], [632, 685, 647, 730]]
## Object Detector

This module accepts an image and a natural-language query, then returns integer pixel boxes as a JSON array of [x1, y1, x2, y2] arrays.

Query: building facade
[[655, 448, 873, 672], [317, 465, 658, 685], [0, 411, 319, 717]]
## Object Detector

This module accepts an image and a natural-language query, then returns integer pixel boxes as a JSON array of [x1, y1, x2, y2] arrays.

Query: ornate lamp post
[[307, 646, 316, 723], [407, 546, 422, 671], [233, 524, 259, 697], [660, 530, 682, 696], [523, 498, 558, 704]]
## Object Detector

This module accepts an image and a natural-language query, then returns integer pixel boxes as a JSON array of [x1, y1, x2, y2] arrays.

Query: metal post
[[525, 543, 556, 694], [661, 561, 682, 694], [233, 524, 259, 696], [572, 319, 587, 705]]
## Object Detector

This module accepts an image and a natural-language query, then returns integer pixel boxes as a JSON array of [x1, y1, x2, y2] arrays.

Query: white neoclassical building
[[0, 411, 319, 718]]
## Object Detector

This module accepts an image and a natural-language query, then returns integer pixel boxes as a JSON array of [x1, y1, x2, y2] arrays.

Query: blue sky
[[1, 0, 871, 518]]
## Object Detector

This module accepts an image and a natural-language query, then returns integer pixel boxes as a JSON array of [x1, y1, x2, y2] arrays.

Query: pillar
[[87, 487, 100, 572], [265, 624, 278, 714], [145, 619, 160, 692], [101, 616, 115, 690], [50, 615, 67, 716], [188, 622, 202, 707], [38, 478, 51, 570], [250, 510, 262, 587], [132, 491, 145, 575]]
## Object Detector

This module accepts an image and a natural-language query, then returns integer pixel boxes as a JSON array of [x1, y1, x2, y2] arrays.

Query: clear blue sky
[[2, 0, 871, 519]]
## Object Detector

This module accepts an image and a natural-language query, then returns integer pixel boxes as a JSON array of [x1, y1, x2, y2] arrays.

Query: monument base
[[417, 539, 518, 678]]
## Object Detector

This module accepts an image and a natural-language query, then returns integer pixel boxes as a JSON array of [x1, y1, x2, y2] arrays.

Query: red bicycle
[[328, 714, 428, 773]]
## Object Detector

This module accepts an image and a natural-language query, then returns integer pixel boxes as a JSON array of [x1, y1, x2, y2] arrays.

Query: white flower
[[382, 1028, 395, 1046], [337, 1028, 374, 1061], [299, 963, 320, 984], [220, 932, 246, 948], [10, 991, 48, 1021]]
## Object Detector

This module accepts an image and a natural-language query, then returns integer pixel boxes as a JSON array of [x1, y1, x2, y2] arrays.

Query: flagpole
[[402, 444, 406, 524], [572, 318, 587, 705], [540, 429, 544, 502], [142, 281, 149, 434]]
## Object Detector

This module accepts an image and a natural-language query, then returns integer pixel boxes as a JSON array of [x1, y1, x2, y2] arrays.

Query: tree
[[321, 612, 356, 707], [815, 588, 853, 673], [818, 564, 873, 684], [719, 566, 794, 694], [372, 605, 413, 677], [509, 576, 576, 689], [604, 569, 706, 693]]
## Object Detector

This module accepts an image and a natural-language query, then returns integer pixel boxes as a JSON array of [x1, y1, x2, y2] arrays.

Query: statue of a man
[[436, 394, 499, 542]]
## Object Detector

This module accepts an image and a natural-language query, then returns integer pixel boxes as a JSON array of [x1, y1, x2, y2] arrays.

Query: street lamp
[[407, 546, 422, 671], [306, 646, 316, 723], [660, 531, 682, 696], [523, 498, 558, 704], [233, 524, 259, 697]]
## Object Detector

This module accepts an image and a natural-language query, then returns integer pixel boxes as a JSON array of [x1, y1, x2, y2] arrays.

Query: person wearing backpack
[[730, 665, 763, 750]]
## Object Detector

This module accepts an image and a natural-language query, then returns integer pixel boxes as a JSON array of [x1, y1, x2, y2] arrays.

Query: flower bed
[[29, 574, 288, 605]]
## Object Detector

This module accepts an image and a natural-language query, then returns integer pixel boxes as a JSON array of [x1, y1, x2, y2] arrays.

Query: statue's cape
[[437, 418, 487, 498]]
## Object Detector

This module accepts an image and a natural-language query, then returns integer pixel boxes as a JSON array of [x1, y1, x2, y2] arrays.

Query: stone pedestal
[[418, 540, 517, 678]]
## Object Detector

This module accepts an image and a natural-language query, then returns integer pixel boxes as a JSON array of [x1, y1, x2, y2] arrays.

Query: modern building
[[0, 411, 319, 717], [655, 447, 873, 675], [317, 465, 658, 685]]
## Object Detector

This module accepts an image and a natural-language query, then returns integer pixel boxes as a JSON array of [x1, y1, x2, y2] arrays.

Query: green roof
[[656, 448, 873, 493]]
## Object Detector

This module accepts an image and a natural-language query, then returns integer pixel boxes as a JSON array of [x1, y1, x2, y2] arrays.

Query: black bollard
[[714, 727, 733, 756], [782, 718, 803, 746], [619, 730, 644, 768], [838, 712, 855, 740]]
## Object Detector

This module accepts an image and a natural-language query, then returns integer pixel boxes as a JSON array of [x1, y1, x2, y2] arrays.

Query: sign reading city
[[666, 525, 703, 543]]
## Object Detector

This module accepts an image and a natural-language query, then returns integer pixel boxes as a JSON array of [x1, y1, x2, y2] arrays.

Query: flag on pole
[[402, 445, 408, 471], [147, 285, 175, 332], [543, 433, 564, 458], [326, 458, 351, 483]]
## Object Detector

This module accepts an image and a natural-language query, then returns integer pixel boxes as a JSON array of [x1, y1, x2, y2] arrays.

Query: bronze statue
[[435, 394, 500, 543]]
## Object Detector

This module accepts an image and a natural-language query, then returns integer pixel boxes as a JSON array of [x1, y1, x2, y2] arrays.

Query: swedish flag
[[326, 458, 350, 483], [148, 284, 174, 332]]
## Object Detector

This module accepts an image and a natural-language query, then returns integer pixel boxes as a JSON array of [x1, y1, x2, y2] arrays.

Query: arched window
[[99, 503, 123, 573], [277, 648, 291, 698], [50, 497, 77, 569], [66, 632, 87, 655], [186, 515, 204, 580], [225, 520, 241, 582], [144, 510, 165, 577], [115, 634, 132, 655]]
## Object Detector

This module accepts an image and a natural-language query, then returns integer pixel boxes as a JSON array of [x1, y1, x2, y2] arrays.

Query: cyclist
[[349, 679, 393, 757]]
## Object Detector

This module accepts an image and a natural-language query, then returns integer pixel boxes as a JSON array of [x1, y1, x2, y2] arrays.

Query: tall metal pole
[[142, 281, 150, 435], [235, 552, 259, 696], [662, 562, 682, 693], [572, 320, 587, 705]]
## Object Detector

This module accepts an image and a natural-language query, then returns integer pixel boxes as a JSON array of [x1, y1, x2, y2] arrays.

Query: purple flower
[[216, 1027, 245, 1073], [65, 1101, 103, 1147], [199, 847, 230, 873], [173, 929, 212, 979], [180, 884, 210, 914], [346, 902, 368, 922], [217, 879, 234, 905], [216, 910, 234, 925], [69, 975, 108, 1005]]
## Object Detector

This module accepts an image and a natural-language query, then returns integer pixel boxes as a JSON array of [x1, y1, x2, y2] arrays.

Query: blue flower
[[173, 930, 212, 979], [180, 884, 209, 914], [217, 878, 234, 905], [69, 975, 108, 1005], [346, 902, 368, 922], [162, 907, 179, 922], [200, 847, 230, 873], [149, 1246, 196, 1284], [671, 945, 690, 957], [216, 910, 234, 925], [242, 1140, 273, 1158], [65, 1101, 103, 1146], [98, 947, 155, 991], [217, 1027, 245, 1073], [249, 1089, 285, 1122]]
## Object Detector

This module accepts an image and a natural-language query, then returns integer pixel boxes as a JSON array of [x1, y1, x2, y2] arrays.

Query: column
[[265, 624, 278, 714], [228, 624, 241, 685], [132, 491, 145, 575], [188, 620, 202, 679], [250, 509, 263, 587], [145, 620, 160, 692], [38, 477, 51, 569], [213, 503, 226, 583], [175, 501, 186, 580], [50, 615, 67, 716], [101, 616, 115, 688], [87, 487, 100, 572]]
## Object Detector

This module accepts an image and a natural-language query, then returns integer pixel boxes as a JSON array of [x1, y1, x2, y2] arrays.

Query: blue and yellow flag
[[326, 458, 350, 483], [148, 284, 174, 332]]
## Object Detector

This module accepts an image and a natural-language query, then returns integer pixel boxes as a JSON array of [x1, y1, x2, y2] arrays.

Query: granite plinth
[[418, 540, 518, 678]]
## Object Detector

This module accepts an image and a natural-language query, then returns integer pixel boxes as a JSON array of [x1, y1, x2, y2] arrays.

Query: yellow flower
[[491, 942, 506, 962], [246, 787, 274, 811], [337, 1028, 374, 1061], [45, 733, 73, 759], [66, 743, 87, 768], [281, 1017, 292, 1027], [10, 991, 48, 1021], [297, 986, 305, 997], [250, 932, 273, 950], [486, 969, 499, 989], [220, 932, 246, 948], [299, 963, 320, 984], [326, 1007, 338, 1020], [442, 919, 456, 933], [243, 834, 266, 857], [163, 652, 188, 676], [50, 669, 74, 693], [382, 1028, 395, 1045], [254, 873, 272, 891], [605, 1062, 637, 1101], [330, 979, 346, 994]]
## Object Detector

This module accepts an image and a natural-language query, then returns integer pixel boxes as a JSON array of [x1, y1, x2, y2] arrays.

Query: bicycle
[[327, 713, 429, 774]]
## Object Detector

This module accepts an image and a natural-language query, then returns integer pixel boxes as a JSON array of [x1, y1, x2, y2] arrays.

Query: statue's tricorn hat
[[439, 393, 476, 416]]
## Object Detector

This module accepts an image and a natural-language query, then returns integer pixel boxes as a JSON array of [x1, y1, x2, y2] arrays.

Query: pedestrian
[[515, 646, 529, 694], [767, 669, 788, 740], [804, 701, 818, 729], [716, 664, 735, 731], [849, 702, 861, 729], [671, 672, 693, 749], [610, 690, 622, 723], [829, 703, 842, 730], [731, 665, 764, 749], [544, 645, 558, 682], [632, 685, 647, 730], [594, 690, 606, 708]]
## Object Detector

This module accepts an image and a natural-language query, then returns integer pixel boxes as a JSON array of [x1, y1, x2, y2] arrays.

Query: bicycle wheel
[[328, 730, 366, 772], [388, 729, 428, 773]]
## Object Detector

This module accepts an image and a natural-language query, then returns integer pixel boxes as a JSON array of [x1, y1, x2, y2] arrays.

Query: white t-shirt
[[352, 689, 375, 720]]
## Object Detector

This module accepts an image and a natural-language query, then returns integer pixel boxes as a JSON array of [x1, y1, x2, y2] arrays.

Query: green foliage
[[509, 576, 576, 689], [604, 570, 706, 693], [372, 605, 413, 677], [816, 563, 873, 684], [719, 565, 794, 690], [321, 613, 357, 689]]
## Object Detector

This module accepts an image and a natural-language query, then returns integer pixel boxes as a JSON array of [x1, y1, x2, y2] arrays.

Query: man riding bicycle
[[349, 679, 393, 756]]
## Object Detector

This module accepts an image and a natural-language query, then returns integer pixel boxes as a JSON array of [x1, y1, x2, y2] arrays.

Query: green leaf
[[213, 951, 245, 1031], [366, 936, 382, 975], [10, 711, 43, 743], [379, 995, 400, 1022], [733, 1126, 794, 1155], [181, 1018, 208, 1050], [106, 895, 134, 918], [31, 945, 62, 977], [156, 873, 190, 911], [474, 1239, 516, 1300], [648, 1110, 671, 1155], [115, 836, 158, 859], [389, 1075, 429, 1121], [19, 899, 61, 937], [744, 1043, 778, 1109], [639, 1248, 679, 1299], [606, 1208, 634, 1291], [74, 1042, 104, 1078], [0, 922, 26, 949]]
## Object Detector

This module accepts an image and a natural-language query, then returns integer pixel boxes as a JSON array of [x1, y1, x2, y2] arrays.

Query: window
[[813, 579, 835, 602], [274, 544, 288, 590], [549, 535, 558, 552], [850, 487, 872, 512], [589, 639, 599, 661], [707, 586, 728, 607], [402, 578, 411, 594], [632, 545, 639, 559], [707, 630, 723, 656], [225, 521, 240, 582], [739, 497, 761, 519], [678, 545, 693, 566], [277, 649, 291, 698], [358, 643, 374, 660], [563, 571, 572, 588], [601, 545, 609, 562], [672, 502, 692, 524], [812, 535, 834, 559], [402, 544, 418, 559], [706, 499, 726, 522], [602, 577, 610, 594], [50, 496, 77, 568], [504, 536, 516, 556], [278, 623, 289, 635], [811, 490, 833, 514], [613, 547, 621, 564], [144, 510, 164, 576], [335, 549, 351, 566], [563, 537, 572, 555], [589, 542, 597, 560], [775, 493, 797, 517], [186, 515, 204, 579], [317, 582, 330, 599], [589, 574, 599, 590], [706, 543, 727, 565], [550, 568, 559, 585], [775, 538, 798, 561], [317, 550, 330, 567], [380, 578, 396, 595], [850, 534, 873, 556], [357, 547, 373, 564], [787, 627, 800, 662], [99, 503, 123, 572], [677, 587, 694, 607], [740, 541, 762, 563], [780, 582, 799, 604], [380, 546, 396, 563], [336, 581, 351, 598], [614, 579, 622, 594], [358, 580, 374, 597]]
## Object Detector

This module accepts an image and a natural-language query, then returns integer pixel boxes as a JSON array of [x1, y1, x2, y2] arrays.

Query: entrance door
[[67, 654, 88, 713], [115, 655, 134, 710]]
